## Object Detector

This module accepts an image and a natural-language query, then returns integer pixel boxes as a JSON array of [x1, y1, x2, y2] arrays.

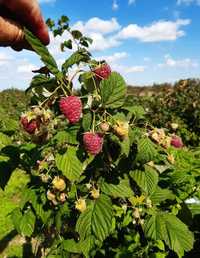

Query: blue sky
[[0, 0, 200, 89]]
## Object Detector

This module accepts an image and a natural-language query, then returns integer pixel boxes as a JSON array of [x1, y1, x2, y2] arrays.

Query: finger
[[0, 16, 24, 47], [1, 0, 49, 45]]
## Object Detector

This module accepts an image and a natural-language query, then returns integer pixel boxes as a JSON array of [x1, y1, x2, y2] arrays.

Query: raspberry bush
[[0, 16, 200, 258]]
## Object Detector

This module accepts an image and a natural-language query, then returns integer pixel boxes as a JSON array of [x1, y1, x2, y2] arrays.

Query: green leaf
[[82, 112, 92, 131], [144, 213, 194, 258], [20, 209, 36, 237], [0, 117, 19, 133], [11, 208, 23, 233], [56, 146, 83, 181], [26, 74, 57, 93], [53, 127, 79, 145], [150, 186, 175, 204], [24, 28, 60, 76], [71, 30, 82, 39], [0, 155, 10, 162], [136, 137, 158, 163], [79, 72, 95, 93], [123, 105, 146, 119], [0, 132, 12, 150], [63, 236, 94, 257], [101, 178, 134, 198], [63, 239, 81, 253], [76, 195, 113, 242], [62, 51, 90, 71], [61, 40, 72, 51], [130, 167, 158, 195], [100, 72, 127, 109], [46, 18, 55, 29]]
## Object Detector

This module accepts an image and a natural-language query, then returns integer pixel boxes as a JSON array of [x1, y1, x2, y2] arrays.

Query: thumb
[[0, 16, 24, 47]]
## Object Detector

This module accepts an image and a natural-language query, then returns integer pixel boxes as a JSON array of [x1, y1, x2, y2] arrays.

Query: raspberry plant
[[0, 16, 200, 258]]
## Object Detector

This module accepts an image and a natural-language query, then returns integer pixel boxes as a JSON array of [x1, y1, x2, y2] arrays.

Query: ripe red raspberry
[[59, 96, 82, 124], [83, 132, 103, 155], [171, 135, 183, 148], [93, 63, 111, 80], [20, 116, 38, 134]]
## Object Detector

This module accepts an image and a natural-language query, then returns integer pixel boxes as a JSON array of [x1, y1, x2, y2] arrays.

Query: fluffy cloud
[[0, 52, 13, 66], [0, 50, 39, 89], [128, 0, 136, 5], [95, 52, 128, 63], [177, 0, 200, 5], [49, 18, 122, 53], [117, 19, 191, 42], [125, 66, 146, 73], [112, 0, 119, 10], [158, 55, 199, 68], [89, 33, 121, 52], [49, 17, 191, 55], [72, 17, 121, 35]]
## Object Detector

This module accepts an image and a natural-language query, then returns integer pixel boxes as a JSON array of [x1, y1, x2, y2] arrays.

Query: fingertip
[[37, 26, 50, 45]]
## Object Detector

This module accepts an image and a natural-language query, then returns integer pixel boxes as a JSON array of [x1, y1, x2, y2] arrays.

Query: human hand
[[0, 0, 49, 51]]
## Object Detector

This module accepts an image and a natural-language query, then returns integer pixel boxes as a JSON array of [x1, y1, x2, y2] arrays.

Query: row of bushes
[[128, 79, 200, 147]]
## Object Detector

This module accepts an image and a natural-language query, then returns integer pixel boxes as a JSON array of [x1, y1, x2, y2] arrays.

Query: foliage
[[130, 79, 200, 147], [0, 16, 199, 258]]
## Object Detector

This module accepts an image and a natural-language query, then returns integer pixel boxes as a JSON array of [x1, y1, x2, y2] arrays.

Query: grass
[[0, 169, 29, 257]]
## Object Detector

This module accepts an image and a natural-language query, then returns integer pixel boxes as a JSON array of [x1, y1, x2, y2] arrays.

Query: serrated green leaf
[[63, 236, 94, 257], [20, 209, 36, 237], [123, 105, 146, 119], [144, 213, 194, 257], [26, 74, 57, 93], [0, 132, 12, 149], [130, 167, 158, 195], [61, 39, 72, 51], [71, 30, 82, 39], [0, 155, 10, 162], [56, 146, 83, 181], [100, 72, 126, 109], [0, 117, 19, 133], [62, 51, 90, 71], [25, 28, 60, 76], [53, 127, 79, 145], [101, 178, 133, 198], [82, 112, 92, 131], [150, 186, 175, 204], [136, 137, 158, 163], [11, 208, 23, 233], [76, 195, 113, 242]]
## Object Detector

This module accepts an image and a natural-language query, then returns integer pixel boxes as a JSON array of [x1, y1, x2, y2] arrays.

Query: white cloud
[[49, 17, 191, 55], [88, 33, 121, 52], [125, 65, 146, 73], [17, 63, 37, 73], [0, 49, 41, 90], [95, 52, 128, 63], [177, 0, 200, 5], [72, 17, 121, 35], [158, 55, 199, 68], [117, 19, 191, 42], [0, 52, 14, 66], [49, 18, 122, 53], [112, 0, 119, 10], [128, 0, 136, 5]]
